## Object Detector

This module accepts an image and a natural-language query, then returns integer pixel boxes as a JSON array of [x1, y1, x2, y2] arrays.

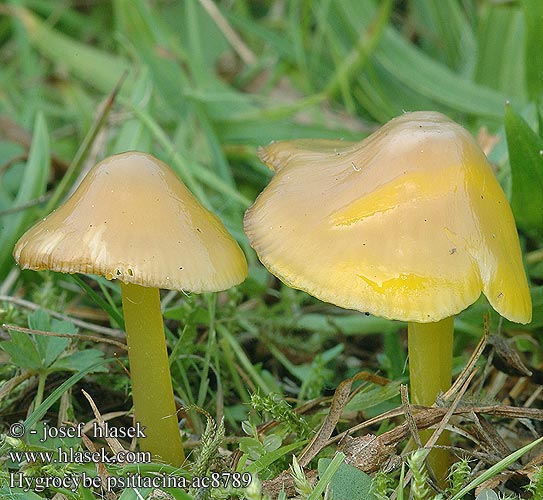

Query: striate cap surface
[[244, 111, 531, 323], [14, 152, 248, 292]]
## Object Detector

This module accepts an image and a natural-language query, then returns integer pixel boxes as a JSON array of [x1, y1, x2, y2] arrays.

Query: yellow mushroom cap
[[14, 152, 248, 292], [244, 111, 531, 324]]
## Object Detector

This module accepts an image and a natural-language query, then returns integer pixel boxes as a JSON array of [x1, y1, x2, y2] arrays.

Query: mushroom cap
[[14, 152, 248, 292], [244, 111, 531, 323]]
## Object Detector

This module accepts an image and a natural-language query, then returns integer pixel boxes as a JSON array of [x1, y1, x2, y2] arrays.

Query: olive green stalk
[[121, 282, 184, 466], [408, 316, 454, 483]]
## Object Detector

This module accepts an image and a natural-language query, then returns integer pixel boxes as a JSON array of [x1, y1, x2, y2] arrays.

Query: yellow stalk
[[121, 282, 184, 466], [408, 317, 454, 484]]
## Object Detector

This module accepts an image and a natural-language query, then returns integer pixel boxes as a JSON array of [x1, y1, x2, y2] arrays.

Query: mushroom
[[244, 111, 531, 477], [14, 152, 248, 466]]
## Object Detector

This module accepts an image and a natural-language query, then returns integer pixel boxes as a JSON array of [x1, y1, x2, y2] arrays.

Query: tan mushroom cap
[[14, 152, 248, 292], [244, 111, 531, 324]]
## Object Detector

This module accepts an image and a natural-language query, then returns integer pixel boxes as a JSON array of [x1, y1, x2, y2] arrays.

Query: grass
[[1, 0, 543, 499]]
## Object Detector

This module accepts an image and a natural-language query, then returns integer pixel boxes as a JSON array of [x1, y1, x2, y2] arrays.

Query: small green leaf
[[51, 349, 107, 373], [345, 381, 401, 412], [262, 433, 282, 452], [504, 103, 543, 238], [28, 310, 73, 368], [0, 311, 105, 375], [476, 489, 499, 500], [0, 330, 42, 370], [239, 436, 265, 461], [317, 456, 374, 500]]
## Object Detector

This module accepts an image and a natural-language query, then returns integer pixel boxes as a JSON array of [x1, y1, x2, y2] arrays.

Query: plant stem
[[121, 282, 184, 466], [408, 318, 453, 406], [31, 372, 47, 425], [408, 316, 454, 484]]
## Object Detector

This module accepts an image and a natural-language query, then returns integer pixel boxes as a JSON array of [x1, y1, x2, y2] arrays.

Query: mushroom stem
[[408, 317, 453, 406], [121, 282, 184, 466], [408, 317, 453, 483]]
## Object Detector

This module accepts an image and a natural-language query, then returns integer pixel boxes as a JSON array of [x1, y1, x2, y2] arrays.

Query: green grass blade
[[522, 0, 543, 99], [0, 112, 49, 277], [450, 436, 543, 500], [112, 69, 153, 154], [504, 103, 543, 238], [192, 103, 235, 187], [44, 74, 125, 213], [474, 3, 526, 97], [374, 27, 508, 118], [308, 452, 345, 500], [331, 0, 509, 118], [70, 275, 125, 329], [6, 5, 133, 95], [123, 101, 251, 208], [324, 0, 392, 99], [410, 0, 476, 74], [112, 0, 193, 122], [23, 358, 112, 429], [245, 441, 308, 474], [397, 462, 405, 500], [218, 325, 275, 394]]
